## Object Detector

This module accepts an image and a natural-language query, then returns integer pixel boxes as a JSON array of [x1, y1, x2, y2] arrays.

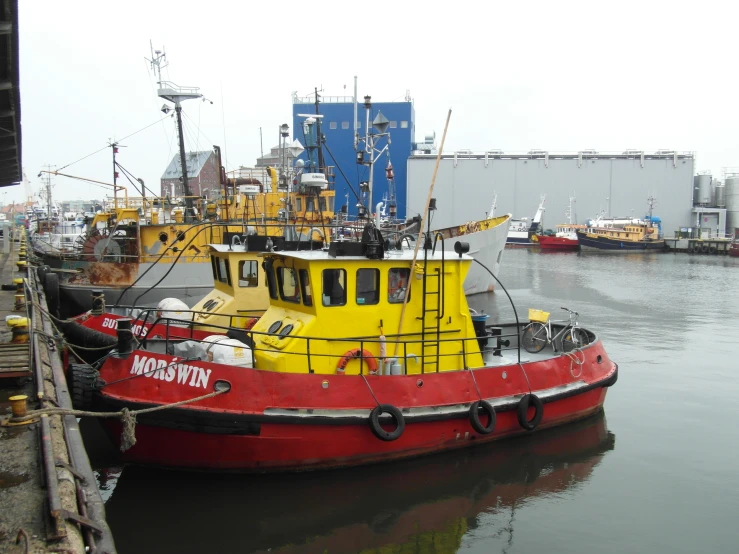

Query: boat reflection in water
[[101, 411, 615, 554]]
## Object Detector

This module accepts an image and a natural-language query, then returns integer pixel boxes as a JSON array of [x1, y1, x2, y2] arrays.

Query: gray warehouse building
[[406, 150, 696, 235]]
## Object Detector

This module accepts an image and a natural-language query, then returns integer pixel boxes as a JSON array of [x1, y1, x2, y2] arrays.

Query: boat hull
[[576, 231, 665, 252], [459, 218, 510, 294], [57, 260, 213, 312], [537, 235, 579, 251], [91, 336, 617, 472], [729, 242, 739, 257]]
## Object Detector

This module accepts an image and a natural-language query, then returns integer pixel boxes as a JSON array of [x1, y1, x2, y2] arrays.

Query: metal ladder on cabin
[[416, 233, 445, 372]]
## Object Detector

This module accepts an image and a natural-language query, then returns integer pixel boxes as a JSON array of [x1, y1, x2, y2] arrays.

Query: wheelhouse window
[[214, 256, 230, 285], [322, 269, 346, 306], [296, 197, 302, 213], [319, 196, 327, 212], [388, 268, 410, 303], [265, 261, 278, 300], [238, 260, 258, 287], [299, 269, 312, 306], [356, 269, 379, 305], [277, 267, 300, 303]]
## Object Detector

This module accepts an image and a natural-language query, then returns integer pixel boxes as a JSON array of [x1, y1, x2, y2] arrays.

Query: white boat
[[507, 195, 546, 246]]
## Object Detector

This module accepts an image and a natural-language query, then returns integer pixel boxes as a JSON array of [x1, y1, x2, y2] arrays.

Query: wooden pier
[[0, 229, 116, 554]]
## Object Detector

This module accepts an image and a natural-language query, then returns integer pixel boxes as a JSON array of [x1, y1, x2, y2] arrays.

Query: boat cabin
[[250, 239, 485, 375], [585, 222, 658, 241]]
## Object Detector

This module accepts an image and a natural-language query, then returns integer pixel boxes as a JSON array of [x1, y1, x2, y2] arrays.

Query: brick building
[[160, 150, 220, 199]]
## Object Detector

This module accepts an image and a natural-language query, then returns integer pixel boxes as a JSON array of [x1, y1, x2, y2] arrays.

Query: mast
[[314, 87, 325, 170], [148, 43, 203, 222]]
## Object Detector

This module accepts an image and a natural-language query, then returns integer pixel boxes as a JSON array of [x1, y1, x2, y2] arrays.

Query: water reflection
[[102, 412, 615, 554]]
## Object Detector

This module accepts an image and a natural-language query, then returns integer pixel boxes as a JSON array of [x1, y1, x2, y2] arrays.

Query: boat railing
[[134, 317, 522, 374], [129, 308, 266, 341]]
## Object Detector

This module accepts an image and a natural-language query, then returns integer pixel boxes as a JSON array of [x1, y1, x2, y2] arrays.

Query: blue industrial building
[[292, 92, 415, 218]]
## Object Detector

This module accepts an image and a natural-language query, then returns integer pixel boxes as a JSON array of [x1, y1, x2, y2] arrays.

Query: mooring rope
[[561, 349, 585, 379], [4, 388, 228, 452]]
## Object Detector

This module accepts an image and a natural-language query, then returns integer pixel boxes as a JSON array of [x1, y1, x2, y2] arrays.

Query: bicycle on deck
[[521, 307, 587, 354]]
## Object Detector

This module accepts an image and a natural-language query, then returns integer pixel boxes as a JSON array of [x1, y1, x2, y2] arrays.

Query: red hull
[[79, 312, 214, 341], [537, 235, 579, 251], [93, 337, 617, 471], [730, 243, 739, 257]]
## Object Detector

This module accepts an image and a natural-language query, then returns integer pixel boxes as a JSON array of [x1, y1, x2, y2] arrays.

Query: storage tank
[[716, 181, 726, 208], [711, 178, 718, 206], [725, 177, 739, 235], [695, 174, 712, 206]]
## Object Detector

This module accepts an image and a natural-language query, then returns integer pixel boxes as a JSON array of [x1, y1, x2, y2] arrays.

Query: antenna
[[145, 41, 168, 84]]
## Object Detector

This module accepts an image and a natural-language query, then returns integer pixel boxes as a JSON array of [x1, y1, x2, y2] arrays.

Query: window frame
[[238, 260, 259, 287], [356, 268, 380, 306], [388, 268, 411, 303], [299, 269, 312, 306], [322, 268, 347, 307], [277, 266, 301, 304]]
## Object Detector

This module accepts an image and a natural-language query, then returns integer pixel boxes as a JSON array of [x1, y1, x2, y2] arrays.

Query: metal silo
[[695, 174, 712, 206], [725, 177, 739, 235], [716, 181, 726, 208]]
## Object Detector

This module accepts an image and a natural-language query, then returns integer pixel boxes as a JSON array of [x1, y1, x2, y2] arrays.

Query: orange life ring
[[336, 349, 378, 375]]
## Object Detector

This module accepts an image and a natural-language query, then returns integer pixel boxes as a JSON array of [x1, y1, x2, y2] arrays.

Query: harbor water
[[86, 249, 739, 554]]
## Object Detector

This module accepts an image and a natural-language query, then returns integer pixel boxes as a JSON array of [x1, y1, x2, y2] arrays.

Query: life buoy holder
[[369, 404, 405, 441], [336, 349, 378, 375], [517, 393, 543, 431], [469, 400, 496, 434]]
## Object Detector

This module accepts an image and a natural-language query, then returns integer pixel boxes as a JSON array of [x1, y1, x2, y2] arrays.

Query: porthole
[[176, 231, 186, 242], [158, 232, 168, 243]]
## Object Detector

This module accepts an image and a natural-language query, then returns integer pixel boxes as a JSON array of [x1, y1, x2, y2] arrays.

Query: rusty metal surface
[[67, 262, 137, 287]]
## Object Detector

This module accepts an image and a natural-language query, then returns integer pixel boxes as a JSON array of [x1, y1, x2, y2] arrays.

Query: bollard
[[91, 289, 105, 315], [115, 318, 134, 357], [9, 395, 28, 418], [13, 278, 25, 311]]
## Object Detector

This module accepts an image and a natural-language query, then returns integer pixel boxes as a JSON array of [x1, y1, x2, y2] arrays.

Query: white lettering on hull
[[129, 354, 211, 389], [101, 317, 148, 337]]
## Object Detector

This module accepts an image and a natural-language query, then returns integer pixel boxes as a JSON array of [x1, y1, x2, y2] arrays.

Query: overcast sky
[[10, 0, 736, 207]]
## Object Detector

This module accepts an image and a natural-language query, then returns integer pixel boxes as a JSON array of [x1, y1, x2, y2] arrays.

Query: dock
[[664, 237, 733, 254], [0, 228, 116, 554]]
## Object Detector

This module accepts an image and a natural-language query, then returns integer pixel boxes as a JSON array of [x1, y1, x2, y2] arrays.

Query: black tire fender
[[469, 400, 496, 434], [36, 264, 51, 283], [517, 393, 543, 431], [369, 404, 405, 441], [43, 272, 60, 316], [709, 246, 717, 254], [69, 363, 102, 411]]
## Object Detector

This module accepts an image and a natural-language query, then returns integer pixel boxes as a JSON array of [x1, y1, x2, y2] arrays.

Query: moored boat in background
[[576, 196, 666, 252], [506, 195, 546, 248]]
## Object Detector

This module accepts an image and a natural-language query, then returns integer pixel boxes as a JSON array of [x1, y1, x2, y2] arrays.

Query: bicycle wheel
[[521, 323, 547, 353], [561, 327, 584, 352]]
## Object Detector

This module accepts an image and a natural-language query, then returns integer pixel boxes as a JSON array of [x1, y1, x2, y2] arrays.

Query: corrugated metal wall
[[406, 154, 695, 234]]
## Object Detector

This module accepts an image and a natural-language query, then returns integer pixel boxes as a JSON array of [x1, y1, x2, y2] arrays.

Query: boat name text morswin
[[102, 317, 149, 337], [130, 354, 212, 389]]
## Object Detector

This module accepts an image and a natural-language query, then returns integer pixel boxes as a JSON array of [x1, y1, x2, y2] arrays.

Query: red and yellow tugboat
[[72, 226, 617, 472]]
